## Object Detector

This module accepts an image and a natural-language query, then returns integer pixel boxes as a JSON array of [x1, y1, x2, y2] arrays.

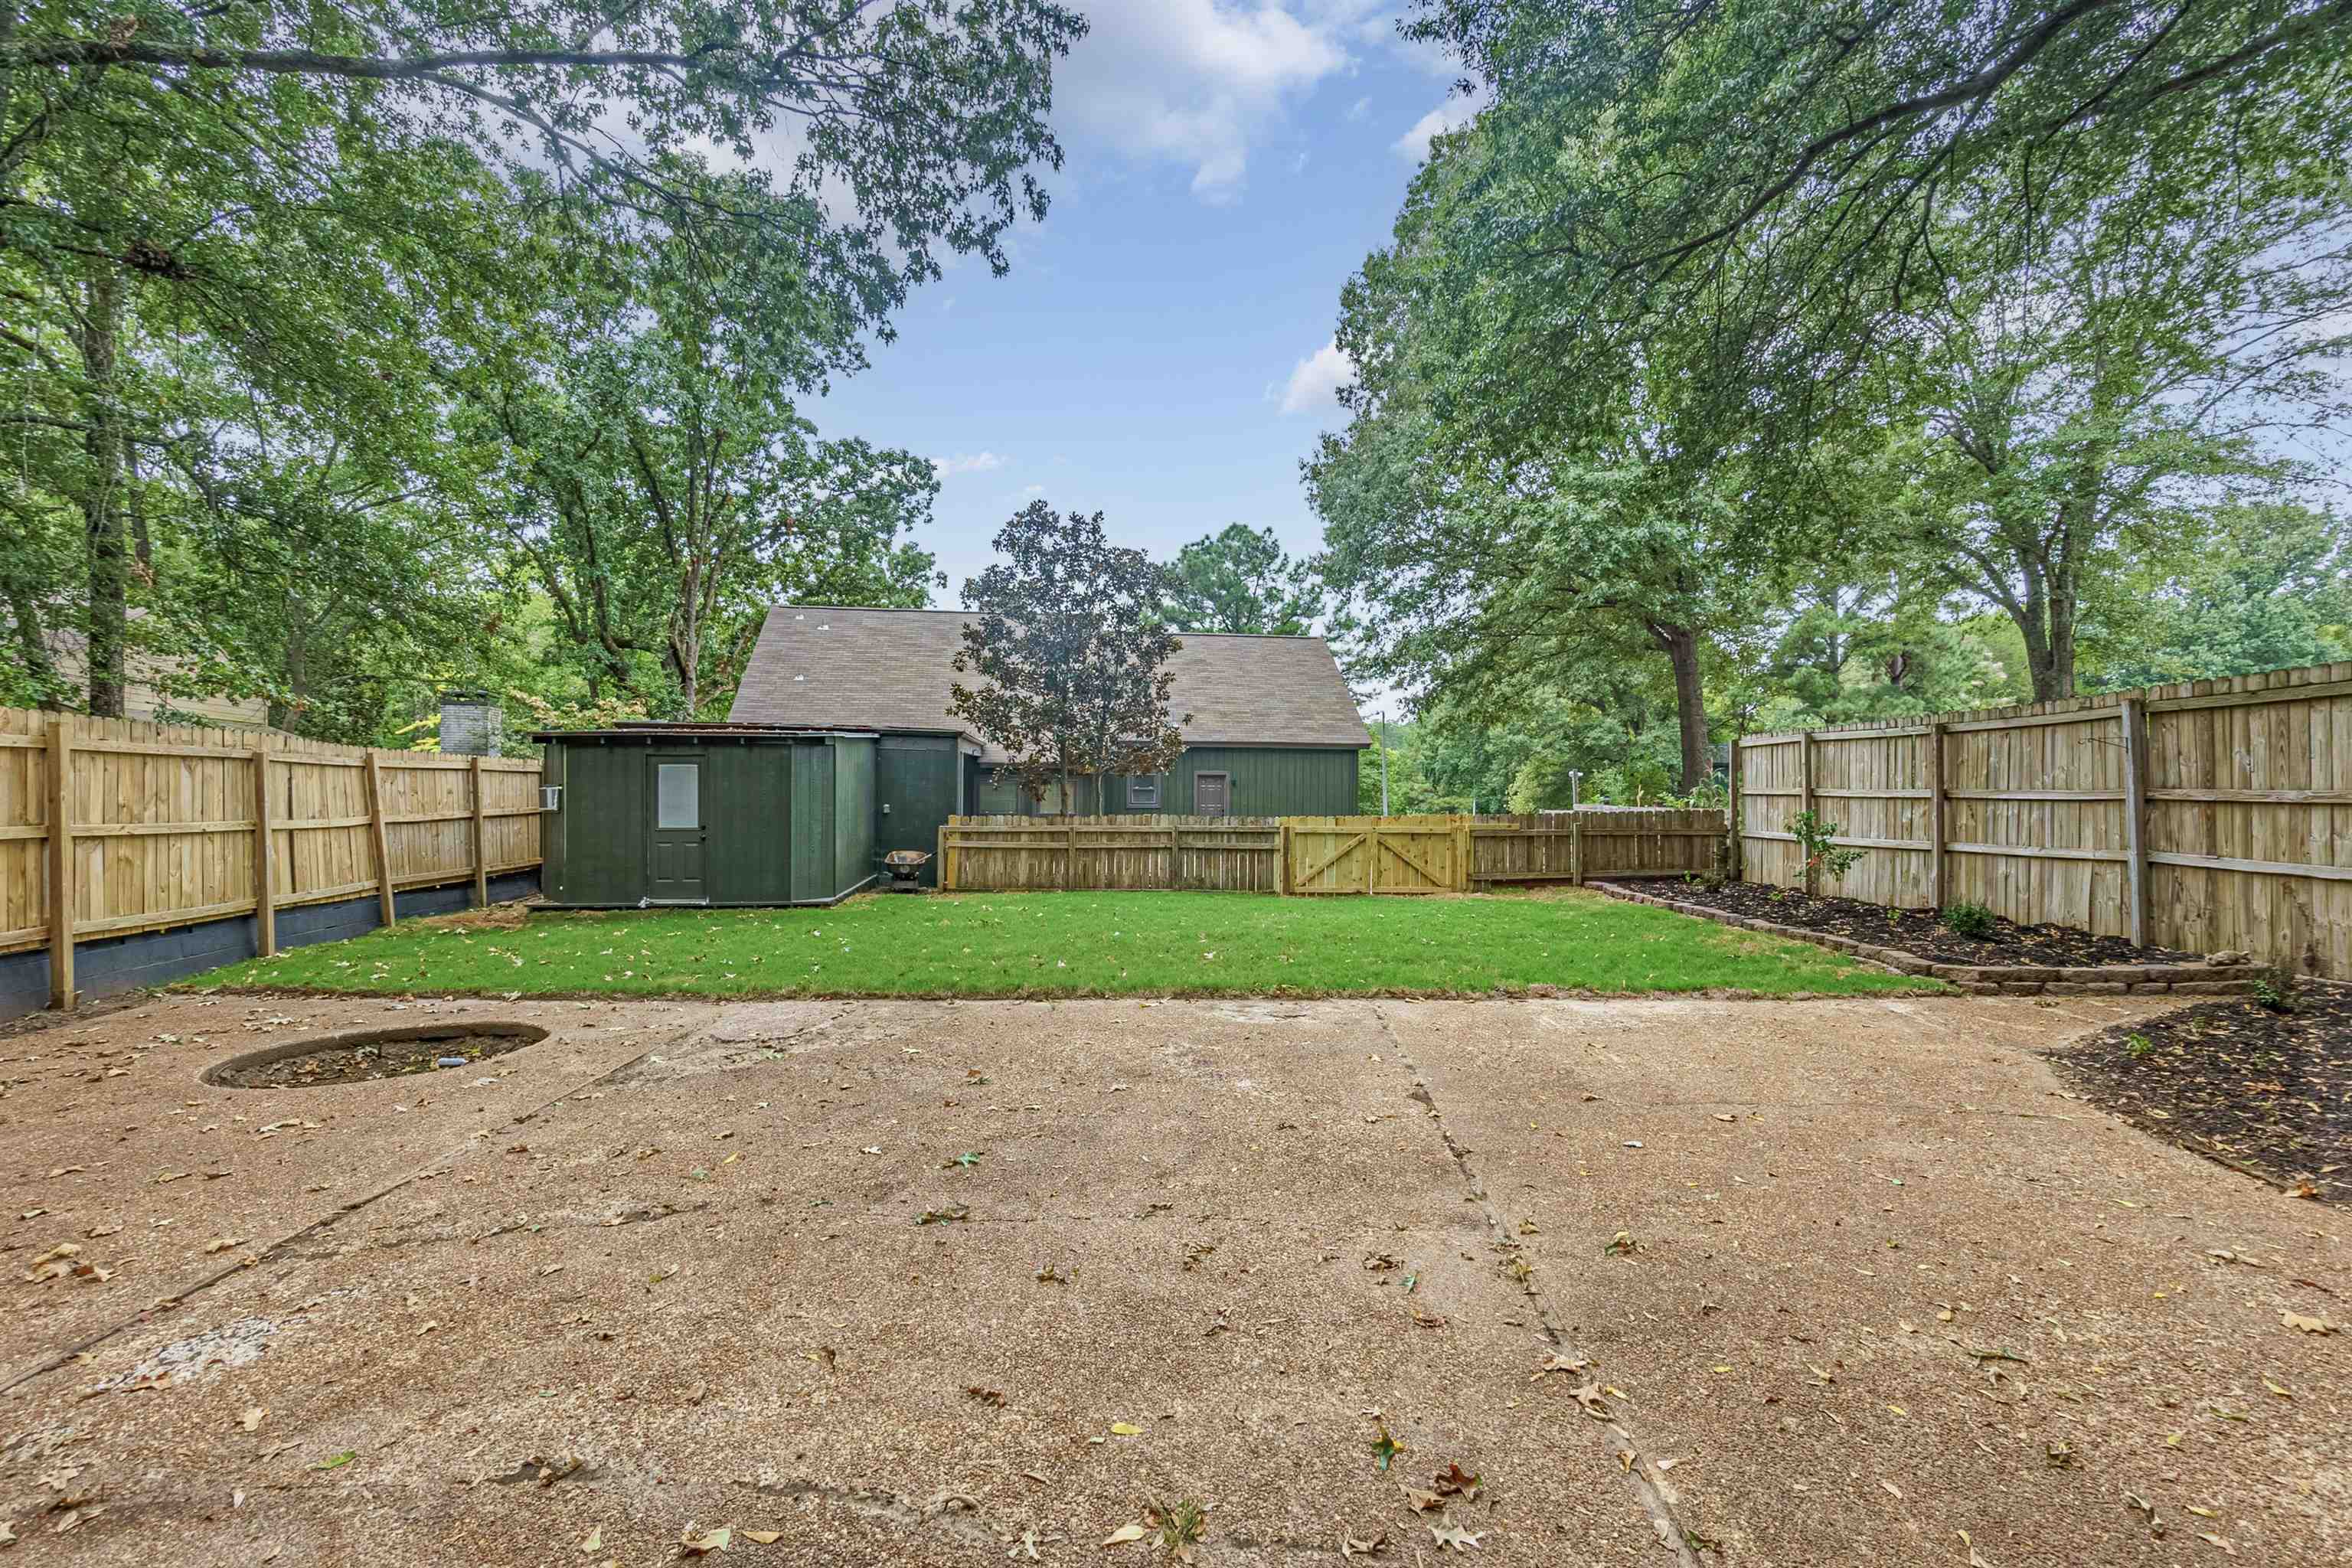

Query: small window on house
[[1127, 775, 1161, 808], [655, 763, 700, 829]]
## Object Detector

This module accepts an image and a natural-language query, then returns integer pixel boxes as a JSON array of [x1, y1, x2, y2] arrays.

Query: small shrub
[[2124, 1033, 2154, 1058], [2251, 969, 2299, 1014], [1788, 809, 1863, 885], [1942, 902, 1997, 940]]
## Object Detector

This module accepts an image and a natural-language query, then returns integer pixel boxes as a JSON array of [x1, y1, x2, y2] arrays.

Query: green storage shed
[[536, 724, 879, 909]]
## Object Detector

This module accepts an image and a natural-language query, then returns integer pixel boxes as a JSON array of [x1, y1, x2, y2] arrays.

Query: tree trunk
[[1649, 621, 1712, 796], [79, 264, 126, 718]]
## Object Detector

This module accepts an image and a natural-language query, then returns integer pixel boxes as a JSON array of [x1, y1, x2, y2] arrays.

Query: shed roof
[[727, 606, 1372, 761]]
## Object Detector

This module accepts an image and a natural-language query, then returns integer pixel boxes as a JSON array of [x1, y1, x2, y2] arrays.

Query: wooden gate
[[1282, 815, 1468, 895]]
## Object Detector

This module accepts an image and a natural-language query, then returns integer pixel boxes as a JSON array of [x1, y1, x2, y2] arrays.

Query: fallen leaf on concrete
[[1535, 1354, 1591, 1377], [1370, 1416, 1404, 1471], [2124, 1491, 2163, 1537], [1881, 1481, 1903, 1500], [742, 1530, 782, 1544], [2262, 1380, 2293, 1399], [1429, 1521, 1484, 1552], [678, 1524, 732, 1554], [1432, 1463, 1480, 1499], [313, 1452, 354, 1471], [2281, 1312, 2334, 1334], [1958, 1527, 1994, 1566], [2197, 1533, 2235, 1555], [1566, 1382, 1610, 1420], [1399, 1485, 1443, 1513], [1338, 1531, 1387, 1560], [1603, 1232, 1638, 1256], [1109, 1423, 1142, 1436], [966, 1387, 1008, 1408], [580, 1527, 602, 1553], [1102, 1522, 1149, 1546], [240, 1408, 266, 1432], [85, 1224, 120, 1239]]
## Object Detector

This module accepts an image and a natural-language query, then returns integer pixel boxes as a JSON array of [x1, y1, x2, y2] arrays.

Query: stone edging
[[1591, 882, 2257, 997]]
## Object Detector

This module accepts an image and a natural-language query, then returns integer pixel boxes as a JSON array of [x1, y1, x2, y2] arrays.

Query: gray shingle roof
[[728, 606, 1371, 760]]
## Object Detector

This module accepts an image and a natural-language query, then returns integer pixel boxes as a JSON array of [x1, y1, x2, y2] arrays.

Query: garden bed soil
[[1658, 880, 2199, 967], [204, 1024, 547, 1089], [2050, 985, 2350, 1203]]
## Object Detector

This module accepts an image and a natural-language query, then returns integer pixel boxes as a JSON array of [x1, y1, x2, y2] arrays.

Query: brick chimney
[[438, 689, 504, 756]]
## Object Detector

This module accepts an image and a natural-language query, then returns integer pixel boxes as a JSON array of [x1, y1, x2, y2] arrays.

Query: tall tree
[[1161, 524, 1321, 635], [949, 502, 1191, 812], [1403, 0, 2351, 407], [1873, 142, 2350, 699]]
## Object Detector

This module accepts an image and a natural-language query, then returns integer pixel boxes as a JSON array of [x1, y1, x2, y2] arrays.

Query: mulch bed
[[1659, 880, 2198, 967], [2051, 985, 2349, 1203]]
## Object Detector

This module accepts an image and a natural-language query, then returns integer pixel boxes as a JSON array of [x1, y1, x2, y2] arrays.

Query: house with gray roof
[[534, 606, 1370, 905]]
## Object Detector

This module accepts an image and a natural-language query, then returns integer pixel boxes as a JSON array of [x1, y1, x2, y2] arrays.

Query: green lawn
[[183, 889, 1936, 1000]]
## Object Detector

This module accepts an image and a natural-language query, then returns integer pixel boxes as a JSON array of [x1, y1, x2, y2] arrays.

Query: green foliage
[[1161, 524, 1321, 635], [1941, 903, 1998, 940], [1788, 810, 1862, 886], [1, 0, 1083, 732], [2250, 969, 2301, 1014], [949, 502, 1191, 809]]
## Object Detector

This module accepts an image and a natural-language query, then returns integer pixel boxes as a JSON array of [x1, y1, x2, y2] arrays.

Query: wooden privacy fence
[[1, 706, 544, 1007], [938, 809, 1727, 894], [1733, 659, 2352, 977]]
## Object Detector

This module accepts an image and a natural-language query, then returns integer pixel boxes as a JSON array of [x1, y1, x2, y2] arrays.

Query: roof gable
[[727, 606, 1371, 758]]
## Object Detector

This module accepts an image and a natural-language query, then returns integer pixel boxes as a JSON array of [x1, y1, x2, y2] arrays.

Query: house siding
[[972, 746, 1361, 818]]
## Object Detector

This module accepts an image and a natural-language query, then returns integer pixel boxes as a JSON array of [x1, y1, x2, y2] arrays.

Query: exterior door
[[1195, 771, 1231, 816], [646, 756, 707, 901], [877, 739, 956, 887]]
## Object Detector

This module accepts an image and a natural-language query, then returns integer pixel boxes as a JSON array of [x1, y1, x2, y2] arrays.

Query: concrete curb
[[1589, 881, 2258, 997]]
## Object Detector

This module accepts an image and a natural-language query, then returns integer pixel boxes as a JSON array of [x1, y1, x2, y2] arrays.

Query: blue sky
[[808, 3, 1472, 606]]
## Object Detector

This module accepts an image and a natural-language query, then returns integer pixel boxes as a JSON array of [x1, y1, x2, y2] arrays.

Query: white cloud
[[1346, 94, 1372, 122], [1055, 3, 1352, 201], [1279, 339, 1354, 415], [1392, 90, 1487, 163], [932, 452, 1006, 477]]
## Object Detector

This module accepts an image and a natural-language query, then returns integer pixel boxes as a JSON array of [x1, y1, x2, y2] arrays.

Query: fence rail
[[937, 809, 1727, 894], [1733, 659, 2352, 977], [2, 706, 544, 1007]]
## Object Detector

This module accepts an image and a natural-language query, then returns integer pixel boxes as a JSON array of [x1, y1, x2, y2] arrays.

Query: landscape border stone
[[1589, 882, 2257, 997]]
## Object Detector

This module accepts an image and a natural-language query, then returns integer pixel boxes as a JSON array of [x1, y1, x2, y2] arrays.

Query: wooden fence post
[[1570, 809, 1583, 887], [1278, 820, 1291, 895], [469, 754, 488, 909], [1726, 737, 1743, 880], [1798, 728, 1817, 898], [2119, 698, 2148, 948], [1924, 722, 1947, 912], [364, 752, 396, 929], [936, 822, 949, 892], [1065, 815, 1076, 891], [47, 718, 74, 1008], [252, 746, 276, 957], [1455, 815, 1472, 891]]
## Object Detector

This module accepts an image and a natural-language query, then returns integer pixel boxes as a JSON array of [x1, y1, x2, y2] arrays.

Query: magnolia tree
[[949, 502, 1190, 812]]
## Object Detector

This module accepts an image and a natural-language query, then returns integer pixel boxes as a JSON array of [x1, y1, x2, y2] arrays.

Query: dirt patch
[[202, 1021, 550, 1089], [2050, 984, 2349, 1201], [1655, 880, 2197, 965]]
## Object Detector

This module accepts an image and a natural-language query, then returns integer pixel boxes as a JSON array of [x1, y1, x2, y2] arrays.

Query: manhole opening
[[203, 1022, 550, 1089]]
